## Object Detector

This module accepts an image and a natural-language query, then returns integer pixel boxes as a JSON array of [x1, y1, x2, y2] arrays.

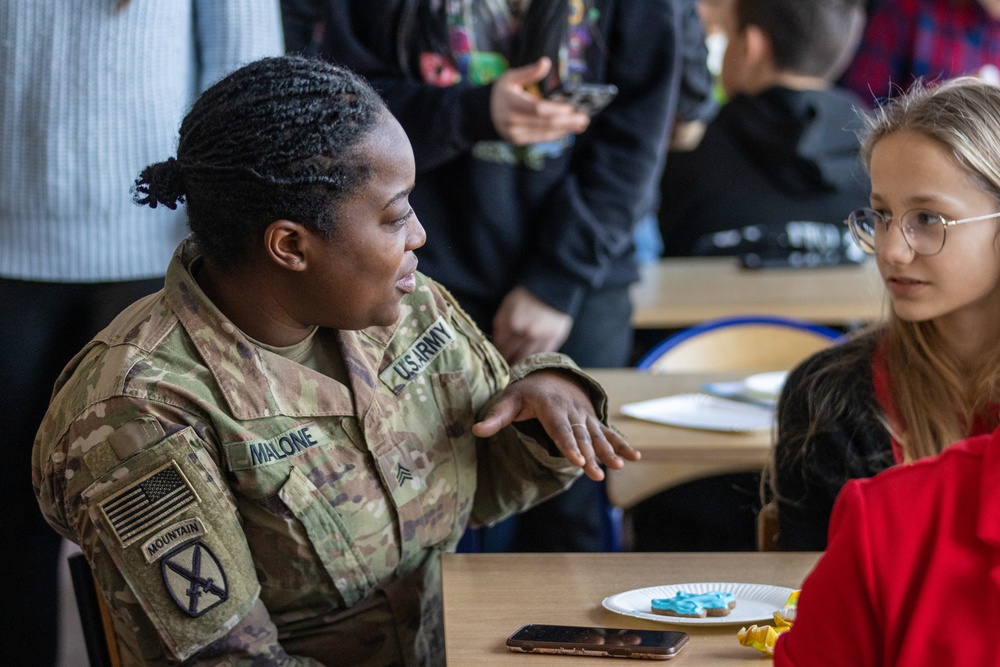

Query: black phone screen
[[547, 83, 618, 116], [508, 624, 687, 650]]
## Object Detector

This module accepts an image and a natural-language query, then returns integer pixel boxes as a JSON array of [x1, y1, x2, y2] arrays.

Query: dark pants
[[630, 472, 762, 552], [0, 277, 163, 666], [455, 284, 634, 552]]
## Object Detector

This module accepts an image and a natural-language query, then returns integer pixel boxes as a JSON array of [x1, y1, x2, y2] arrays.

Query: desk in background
[[442, 552, 821, 666], [631, 257, 884, 329], [586, 368, 772, 508]]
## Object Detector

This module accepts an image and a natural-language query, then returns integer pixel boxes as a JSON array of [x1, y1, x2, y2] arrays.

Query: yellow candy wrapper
[[775, 589, 799, 624], [736, 589, 799, 656]]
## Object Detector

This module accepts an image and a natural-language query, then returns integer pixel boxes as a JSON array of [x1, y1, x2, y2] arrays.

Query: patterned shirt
[[841, 0, 1000, 106]]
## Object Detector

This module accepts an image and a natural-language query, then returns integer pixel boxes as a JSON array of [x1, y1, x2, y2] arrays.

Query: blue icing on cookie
[[651, 596, 704, 615], [651, 591, 735, 615]]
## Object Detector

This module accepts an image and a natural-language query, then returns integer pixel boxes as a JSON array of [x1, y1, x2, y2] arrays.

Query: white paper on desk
[[620, 393, 774, 432]]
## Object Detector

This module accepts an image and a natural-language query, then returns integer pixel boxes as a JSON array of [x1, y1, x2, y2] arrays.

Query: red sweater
[[774, 426, 1000, 666]]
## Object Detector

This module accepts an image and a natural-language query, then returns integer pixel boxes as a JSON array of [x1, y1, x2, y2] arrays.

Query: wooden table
[[442, 552, 821, 666], [586, 369, 773, 508], [630, 257, 884, 329]]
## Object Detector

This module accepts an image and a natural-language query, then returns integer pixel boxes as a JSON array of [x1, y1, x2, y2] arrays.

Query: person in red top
[[841, 0, 1000, 107], [766, 76, 1000, 550], [774, 424, 1000, 665]]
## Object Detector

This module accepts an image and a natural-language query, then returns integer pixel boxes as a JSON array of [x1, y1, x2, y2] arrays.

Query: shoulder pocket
[[84, 427, 258, 662]]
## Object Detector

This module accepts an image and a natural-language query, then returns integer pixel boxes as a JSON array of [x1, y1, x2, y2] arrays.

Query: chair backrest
[[68, 552, 122, 667], [636, 315, 843, 374], [634, 316, 843, 552], [757, 500, 781, 552]]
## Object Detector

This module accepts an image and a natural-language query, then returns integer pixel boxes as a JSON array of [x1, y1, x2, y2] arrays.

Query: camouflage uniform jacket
[[34, 241, 603, 666]]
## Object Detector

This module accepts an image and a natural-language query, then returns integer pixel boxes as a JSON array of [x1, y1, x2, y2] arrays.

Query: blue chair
[[629, 315, 844, 551], [636, 315, 843, 374]]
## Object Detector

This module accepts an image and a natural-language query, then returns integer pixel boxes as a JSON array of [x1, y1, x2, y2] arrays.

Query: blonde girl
[[767, 76, 1000, 550]]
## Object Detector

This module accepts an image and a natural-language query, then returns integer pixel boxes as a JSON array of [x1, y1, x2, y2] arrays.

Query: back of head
[[860, 77, 1000, 203], [133, 56, 385, 265], [735, 0, 866, 80]]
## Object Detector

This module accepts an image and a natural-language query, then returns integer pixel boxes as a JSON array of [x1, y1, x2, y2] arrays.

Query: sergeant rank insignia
[[161, 541, 229, 617]]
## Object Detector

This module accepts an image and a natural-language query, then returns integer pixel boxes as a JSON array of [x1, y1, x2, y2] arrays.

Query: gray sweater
[[0, 0, 283, 282]]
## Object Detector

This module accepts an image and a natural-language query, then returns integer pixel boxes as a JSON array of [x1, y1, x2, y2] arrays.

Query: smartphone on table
[[506, 623, 688, 660], [547, 82, 619, 116]]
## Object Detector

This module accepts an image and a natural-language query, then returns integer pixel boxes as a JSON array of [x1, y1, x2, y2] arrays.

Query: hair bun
[[132, 157, 186, 210]]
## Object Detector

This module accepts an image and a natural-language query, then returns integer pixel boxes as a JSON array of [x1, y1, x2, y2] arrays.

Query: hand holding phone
[[506, 624, 688, 660], [490, 58, 591, 144], [547, 82, 619, 116]]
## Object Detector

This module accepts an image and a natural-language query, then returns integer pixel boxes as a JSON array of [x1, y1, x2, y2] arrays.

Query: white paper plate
[[620, 394, 774, 432], [742, 371, 788, 401], [700, 380, 775, 408], [602, 582, 795, 626]]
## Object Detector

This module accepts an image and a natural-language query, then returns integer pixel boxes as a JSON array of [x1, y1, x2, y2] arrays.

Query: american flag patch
[[100, 461, 200, 547]]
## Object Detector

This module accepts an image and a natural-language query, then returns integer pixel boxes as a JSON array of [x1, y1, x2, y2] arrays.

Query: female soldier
[[767, 77, 1000, 550], [32, 56, 637, 665]]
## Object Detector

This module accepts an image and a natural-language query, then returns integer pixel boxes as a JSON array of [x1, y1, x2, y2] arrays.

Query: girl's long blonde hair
[[762, 79, 1000, 537], [861, 77, 1000, 458]]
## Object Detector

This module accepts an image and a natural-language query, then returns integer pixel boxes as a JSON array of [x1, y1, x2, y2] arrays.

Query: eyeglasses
[[845, 207, 1000, 256]]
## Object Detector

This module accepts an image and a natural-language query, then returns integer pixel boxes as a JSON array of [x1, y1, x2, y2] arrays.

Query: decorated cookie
[[651, 591, 737, 618]]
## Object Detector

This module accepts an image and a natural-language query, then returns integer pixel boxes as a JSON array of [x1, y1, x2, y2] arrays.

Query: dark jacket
[[771, 329, 893, 551], [283, 0, 679, 318], [659, 86, 870, 257]]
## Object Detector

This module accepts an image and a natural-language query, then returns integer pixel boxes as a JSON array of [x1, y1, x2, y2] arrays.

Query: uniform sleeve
[[773, 481, 882, 667], [519, 0, 679, 315], [441, 293, 589, 527], [506, 352, 609, 421], [771, 342, 893, 551], [194, 0, 285, 94], [34, 395, 319, 666], [472, 353, 602, 527]]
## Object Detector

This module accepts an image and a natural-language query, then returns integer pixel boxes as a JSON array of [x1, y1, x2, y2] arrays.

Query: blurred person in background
[[0, 2, 282, 663], [633, 0, 718, 265], [841, 0, 1000, 107], [659, 0, 869, 259], [282, 0, 682, 553]]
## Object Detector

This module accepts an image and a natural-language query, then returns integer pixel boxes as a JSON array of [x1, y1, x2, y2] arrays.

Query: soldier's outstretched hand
[[471, 369, 640, 481]]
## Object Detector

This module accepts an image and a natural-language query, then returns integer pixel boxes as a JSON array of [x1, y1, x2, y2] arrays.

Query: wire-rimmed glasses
[[845, 207, 1000, 256]]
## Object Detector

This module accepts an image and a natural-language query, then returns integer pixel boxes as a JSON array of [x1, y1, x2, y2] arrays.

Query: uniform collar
[[163, 241, 400, 421]]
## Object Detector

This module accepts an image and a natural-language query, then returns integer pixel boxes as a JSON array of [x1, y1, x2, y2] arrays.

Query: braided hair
[[132, 56, 385, 266]]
